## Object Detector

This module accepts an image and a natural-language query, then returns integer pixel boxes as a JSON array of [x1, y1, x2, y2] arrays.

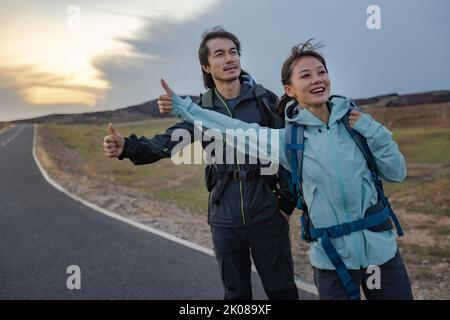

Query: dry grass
[[36, 102, 450, 299], [364, 102, 450, 129], [0, 123, 12, 133]]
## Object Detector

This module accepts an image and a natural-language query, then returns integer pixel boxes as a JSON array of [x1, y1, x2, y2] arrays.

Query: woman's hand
[[348, 110, 362, 128], [157, 79, 175, 115]]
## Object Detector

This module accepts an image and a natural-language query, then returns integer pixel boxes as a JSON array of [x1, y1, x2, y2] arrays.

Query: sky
[[0, 0, 449, 121]]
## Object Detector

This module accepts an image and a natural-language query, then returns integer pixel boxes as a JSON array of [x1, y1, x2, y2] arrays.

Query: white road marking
[[0, 124, 23, 146]]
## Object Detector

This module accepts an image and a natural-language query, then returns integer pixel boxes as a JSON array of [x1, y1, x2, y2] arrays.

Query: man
[[103, 26, 299, 300]]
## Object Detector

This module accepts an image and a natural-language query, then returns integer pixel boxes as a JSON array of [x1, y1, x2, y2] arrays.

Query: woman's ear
[[284, 84, 295, 98]]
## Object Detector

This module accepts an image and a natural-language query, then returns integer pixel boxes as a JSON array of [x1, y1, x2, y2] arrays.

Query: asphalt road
[[0, 124, 316, 300]]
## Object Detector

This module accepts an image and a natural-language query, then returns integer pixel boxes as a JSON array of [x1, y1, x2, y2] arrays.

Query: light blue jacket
[[171, 94, 406, 270]]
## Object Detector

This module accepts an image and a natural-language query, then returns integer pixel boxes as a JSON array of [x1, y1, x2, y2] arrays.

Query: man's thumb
[[108, 122, 117, 136], [160, 78, 174, 97]]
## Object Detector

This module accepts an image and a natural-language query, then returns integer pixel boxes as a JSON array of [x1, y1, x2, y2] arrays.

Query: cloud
[[0, 0, 221, 119], [100, 0, 450, 107], [0, 64, 106, 106], [1, 0, 449, 121]]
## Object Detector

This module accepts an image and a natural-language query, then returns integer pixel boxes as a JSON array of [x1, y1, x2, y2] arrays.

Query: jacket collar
[[201, 73, 257, 109], [285, 96, 351, 127]]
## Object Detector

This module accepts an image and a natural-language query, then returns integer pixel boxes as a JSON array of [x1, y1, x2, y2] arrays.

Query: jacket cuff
[[118, 137, 134, 160], [170, 94, 193, 117], [352, 113, 381, 138]]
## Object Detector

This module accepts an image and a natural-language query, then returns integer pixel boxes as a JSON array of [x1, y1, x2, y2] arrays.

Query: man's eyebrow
[[212, 47, 237, 54]]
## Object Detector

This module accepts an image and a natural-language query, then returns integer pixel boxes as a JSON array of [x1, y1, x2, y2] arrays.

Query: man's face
[[202, 37, 241, 83]]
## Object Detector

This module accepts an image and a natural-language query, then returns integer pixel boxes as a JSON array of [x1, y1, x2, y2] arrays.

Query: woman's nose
[[311, 75, 323, 84]]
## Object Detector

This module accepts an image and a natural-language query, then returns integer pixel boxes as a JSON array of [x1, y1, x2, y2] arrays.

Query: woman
[[160, 40, 413, 300]]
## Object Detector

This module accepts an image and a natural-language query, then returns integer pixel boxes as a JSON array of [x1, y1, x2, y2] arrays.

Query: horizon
[[2, 88, 450, 123]]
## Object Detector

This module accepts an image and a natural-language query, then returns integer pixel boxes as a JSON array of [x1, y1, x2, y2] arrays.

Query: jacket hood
[[201, 72, 258, 108], [284, 96, 353, 127]]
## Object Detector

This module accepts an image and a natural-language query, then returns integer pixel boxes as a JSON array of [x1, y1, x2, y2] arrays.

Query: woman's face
[[284, 56, 331, 109]]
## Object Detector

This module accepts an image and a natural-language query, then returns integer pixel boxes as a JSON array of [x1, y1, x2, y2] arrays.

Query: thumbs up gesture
[[103, 123, 125, 158], [157, 79, 175, 115]]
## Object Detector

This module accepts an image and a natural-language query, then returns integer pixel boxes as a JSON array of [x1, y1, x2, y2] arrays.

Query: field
[[35, 102, 450, 299], [0, 123, 11, 132]]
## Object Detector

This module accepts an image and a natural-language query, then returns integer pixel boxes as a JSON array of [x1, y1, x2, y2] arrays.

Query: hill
[[355, 90, 450, 108], [7, 95, 199, 125], [1, 90, 449, 126]]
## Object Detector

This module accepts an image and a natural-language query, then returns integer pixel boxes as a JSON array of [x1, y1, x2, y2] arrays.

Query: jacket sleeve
[[265, 90, 297, 215], [352, 113, 407, 182], [119, 120, 195, 165], [170, 94, 290, 170], [276, 167, 297, 215]]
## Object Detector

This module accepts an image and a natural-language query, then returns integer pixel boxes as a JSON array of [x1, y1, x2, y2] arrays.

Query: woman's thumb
[[160, 78, 174, 97]]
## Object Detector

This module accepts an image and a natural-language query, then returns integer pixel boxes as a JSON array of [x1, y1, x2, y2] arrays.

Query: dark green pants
[[211, 211, 299, 300]]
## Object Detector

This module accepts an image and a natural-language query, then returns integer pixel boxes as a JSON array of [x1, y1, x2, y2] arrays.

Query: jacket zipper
[[326, 124, 364, 267], [215, 89, 246, 225]]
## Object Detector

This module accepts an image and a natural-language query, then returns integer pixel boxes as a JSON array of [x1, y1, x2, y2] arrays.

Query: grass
[[383, 127, 450, 218], [41, 120, 209, 214], [402, 243, 450, 266], [38, 113, 450, 298], [394, 127, 450, 165], [40, 121, 450, 231], [43, 123, 450, 212], [0, 123, 11, 132]]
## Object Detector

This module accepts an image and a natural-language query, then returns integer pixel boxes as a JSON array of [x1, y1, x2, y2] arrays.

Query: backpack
[[285, 95, 404, 300]]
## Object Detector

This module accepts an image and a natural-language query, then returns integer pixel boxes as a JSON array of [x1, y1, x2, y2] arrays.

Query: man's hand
[[157, 79, 175, 115], [348, 110, 362, 128], [103, 123, 125, 158]]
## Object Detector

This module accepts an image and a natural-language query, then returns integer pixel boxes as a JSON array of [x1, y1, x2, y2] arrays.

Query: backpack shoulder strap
[[200, 90, 215, 109], [285, 120, 306, 209], [254, 84, 284, 129], [254, 83, 267, 98], [340, 100, 379, 179]]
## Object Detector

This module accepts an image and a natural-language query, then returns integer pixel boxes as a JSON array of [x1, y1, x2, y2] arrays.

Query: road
[[0, 124, 316, 299]]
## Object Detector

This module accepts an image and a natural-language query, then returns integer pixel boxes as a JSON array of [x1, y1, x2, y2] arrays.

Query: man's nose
[[225, 53, 236, 63]]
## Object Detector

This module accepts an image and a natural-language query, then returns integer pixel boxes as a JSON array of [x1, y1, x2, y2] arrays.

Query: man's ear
[[284, 84, 295, 98], [202, 64, 211, 74]]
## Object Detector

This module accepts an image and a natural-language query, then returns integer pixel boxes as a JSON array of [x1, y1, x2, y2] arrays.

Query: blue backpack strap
[[285, 112, 314, 241], [338, 98, 404, 237], [341, 102, 379, 179], [285, 120, 305, 209], [309, 205, 393, 300], [320, 234, 361, 300]]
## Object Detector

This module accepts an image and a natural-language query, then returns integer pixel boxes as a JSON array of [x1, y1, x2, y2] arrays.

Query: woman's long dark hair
[[276, 39, 328, 117]]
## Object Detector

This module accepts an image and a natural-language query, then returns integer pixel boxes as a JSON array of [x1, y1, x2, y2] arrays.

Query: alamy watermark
[[367, 5, 382, 30], [66, 5, 81, 31], [169, 121, 279, 176], [66, 265, 81, 290], [366, 265, 381, 290]]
